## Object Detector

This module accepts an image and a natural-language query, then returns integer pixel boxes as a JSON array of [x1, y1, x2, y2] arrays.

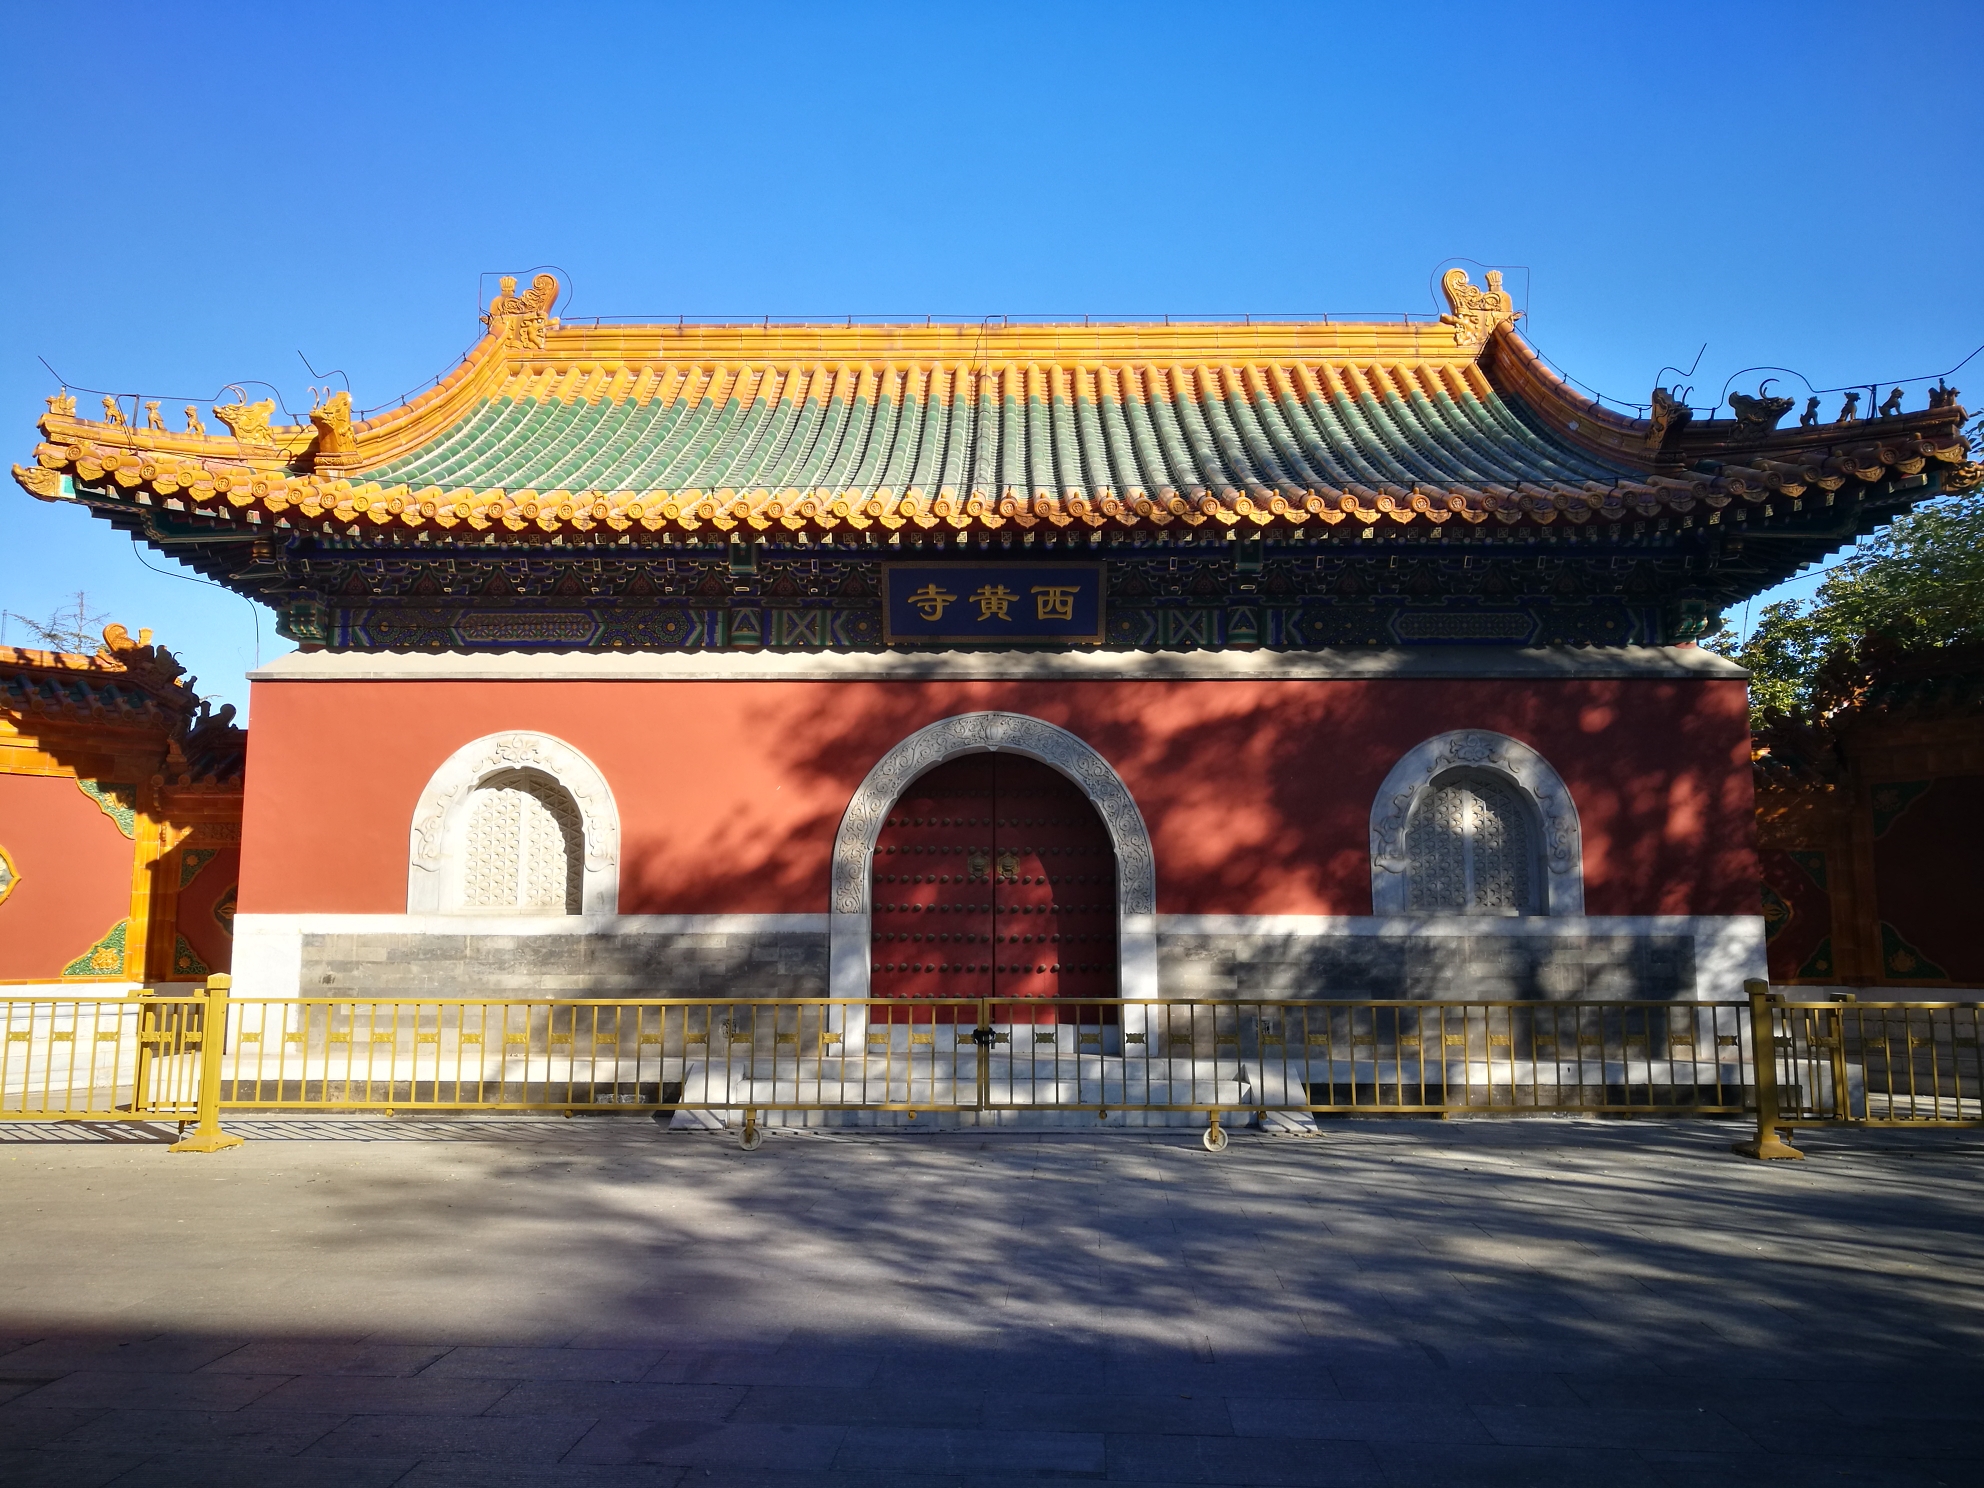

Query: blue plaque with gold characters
[[883, 564, 1104, 645]]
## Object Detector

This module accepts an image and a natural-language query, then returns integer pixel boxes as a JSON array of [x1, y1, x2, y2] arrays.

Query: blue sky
[[4, 0, 1979, 716]]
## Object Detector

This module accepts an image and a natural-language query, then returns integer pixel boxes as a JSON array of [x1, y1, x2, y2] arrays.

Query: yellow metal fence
[[1769, 994, 1982, 1126], [206, 994, 1756, 1121], [0, 990, 205, 1121], [3, 977, 1975, 1157]]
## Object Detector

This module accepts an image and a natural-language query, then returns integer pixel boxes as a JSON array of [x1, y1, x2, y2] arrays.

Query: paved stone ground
[[0, 1116, 1979, 1487]]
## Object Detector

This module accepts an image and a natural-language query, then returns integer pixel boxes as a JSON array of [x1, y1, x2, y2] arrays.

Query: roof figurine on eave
[[18, 269, 1971, 546]]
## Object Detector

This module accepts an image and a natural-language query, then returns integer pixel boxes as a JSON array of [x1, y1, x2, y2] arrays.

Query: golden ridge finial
[[482, 271, 561, 351], [1439, 268, 1518, 347]]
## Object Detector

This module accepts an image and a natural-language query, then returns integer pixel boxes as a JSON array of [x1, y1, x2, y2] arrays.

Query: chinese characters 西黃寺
[[901, 577, 1086, 626], [906, 583, 956, 621], [1030, 585, 1077, 621], [969, 584, 1018, 621]]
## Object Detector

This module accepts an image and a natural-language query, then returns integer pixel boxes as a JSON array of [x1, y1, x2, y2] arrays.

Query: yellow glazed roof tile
[[15, 271, 1973, 541]]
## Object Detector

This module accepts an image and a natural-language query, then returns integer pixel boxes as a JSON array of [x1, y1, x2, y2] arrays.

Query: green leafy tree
[[1711, 471, 1984, 724]]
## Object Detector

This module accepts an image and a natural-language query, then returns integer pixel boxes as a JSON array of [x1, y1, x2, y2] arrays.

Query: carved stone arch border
[[407, 731, 621, 915], [1369, 730, 1583, 917], [829, 712, 1158, 1001]]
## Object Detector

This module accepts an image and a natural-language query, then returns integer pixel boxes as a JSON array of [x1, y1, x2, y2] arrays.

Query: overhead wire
[[125, 542, 264, 676]]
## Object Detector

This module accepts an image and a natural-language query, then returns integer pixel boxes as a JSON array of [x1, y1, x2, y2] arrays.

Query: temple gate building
[[11, 270, 1972, 1009]]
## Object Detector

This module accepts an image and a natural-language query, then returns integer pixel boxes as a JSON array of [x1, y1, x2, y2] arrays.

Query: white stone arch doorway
[[407, 731, 621, 915], [829, 713, 1157, 1001]]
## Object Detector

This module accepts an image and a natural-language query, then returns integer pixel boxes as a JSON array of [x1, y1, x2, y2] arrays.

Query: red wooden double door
[[870, 754, 1118, 1013]]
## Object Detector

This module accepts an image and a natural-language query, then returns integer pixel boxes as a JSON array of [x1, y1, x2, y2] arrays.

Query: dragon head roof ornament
[[1646, 386, 1694, 450], [211, 389, 280, 446], [1728, 386, 1797, 441]]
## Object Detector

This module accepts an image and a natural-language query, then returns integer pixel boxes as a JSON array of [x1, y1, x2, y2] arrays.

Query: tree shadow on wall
[[616, 671, 1757, 925]]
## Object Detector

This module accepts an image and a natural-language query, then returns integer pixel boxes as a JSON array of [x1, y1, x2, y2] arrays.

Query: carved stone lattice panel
[[1467, 777, 1531, 912], [1404, 775, 1536, 914], [1371, 730, 1582, 917], [1406, 782, 1470, 911], [462, 789, 523, 908], [461, 769, 584, 915], [407, 731, 619, 915]]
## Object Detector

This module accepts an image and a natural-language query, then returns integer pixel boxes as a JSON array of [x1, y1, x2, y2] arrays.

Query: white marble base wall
[[234, 912, 1765, 1003], [233, 914, 829, 1001], [1156, 915, 1769, 1002], [0, 981, 147, 998]]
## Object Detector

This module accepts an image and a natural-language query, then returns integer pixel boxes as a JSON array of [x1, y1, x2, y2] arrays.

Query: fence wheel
[[1203, 1116, 1228, 1154], [740, 1110, 763, 1151]]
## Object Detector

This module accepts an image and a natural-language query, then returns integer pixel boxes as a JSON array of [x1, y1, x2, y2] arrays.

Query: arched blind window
[[458, 768, 584, 914], [1404, 773, 1537, 915]]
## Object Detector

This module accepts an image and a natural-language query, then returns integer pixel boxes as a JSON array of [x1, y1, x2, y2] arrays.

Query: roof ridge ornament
[[1728, 385, 1795, 441], [308, 389, 356, 454], [1647, 386, 1694, 450], [483, 273, 561, 351], [212, 387, 279, 447], [12, 463, 62, 499], [1439, 267, 1519, 347], [96, 622, 196, 707]]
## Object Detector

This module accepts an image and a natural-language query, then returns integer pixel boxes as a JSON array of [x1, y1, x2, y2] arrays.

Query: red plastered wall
[[1761, 847, 1835, 983], [0, 773, 134, 979], [239, 675, 1758, 918], [1871, 774, 1984, 984]]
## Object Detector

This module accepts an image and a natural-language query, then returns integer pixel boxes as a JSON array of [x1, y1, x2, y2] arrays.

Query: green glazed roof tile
[[357, 356, 1630, 500]]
